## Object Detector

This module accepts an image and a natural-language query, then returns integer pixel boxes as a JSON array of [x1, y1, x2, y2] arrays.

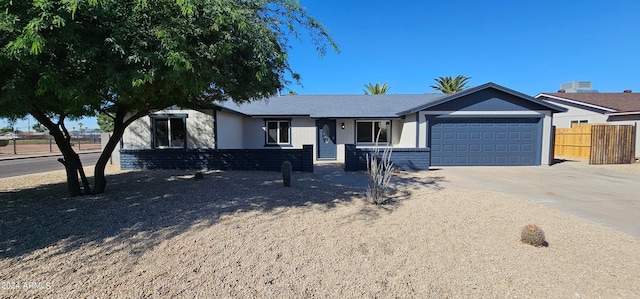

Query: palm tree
[[363, 82, 390, 95], [430, 75, 471, 94]]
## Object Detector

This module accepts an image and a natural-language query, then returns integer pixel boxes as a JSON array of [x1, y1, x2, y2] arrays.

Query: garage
[[430, 118, 541, 166]]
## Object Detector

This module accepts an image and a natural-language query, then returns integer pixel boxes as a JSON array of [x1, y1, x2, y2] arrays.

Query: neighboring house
[[535, 84, 640, 157], [121, 82, 566, 171]]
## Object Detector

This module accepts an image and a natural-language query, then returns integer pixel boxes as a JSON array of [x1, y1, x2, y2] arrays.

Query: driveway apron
[[438, 162, 640, 238]]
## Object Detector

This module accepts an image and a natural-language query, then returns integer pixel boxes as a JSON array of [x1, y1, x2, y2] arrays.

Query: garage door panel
[[495, 144, 507, 152], [430, 118, 539, 166]]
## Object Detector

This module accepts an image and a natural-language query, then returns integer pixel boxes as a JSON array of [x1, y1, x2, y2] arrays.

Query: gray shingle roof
[[216, 94, 448, 118], [215, 82, 567, 118]]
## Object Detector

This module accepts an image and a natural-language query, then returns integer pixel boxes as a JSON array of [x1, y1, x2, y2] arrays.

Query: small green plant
[[521, 224, 548, 247], [281, 161, 292, 187]]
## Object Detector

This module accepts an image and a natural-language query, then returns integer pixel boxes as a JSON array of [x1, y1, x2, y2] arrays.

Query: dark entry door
[[317, 120, 337, 159]]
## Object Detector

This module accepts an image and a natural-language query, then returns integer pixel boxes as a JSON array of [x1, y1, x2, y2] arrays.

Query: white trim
[[535, 93, 616, 112], [422, 111, 544, 115], [265, 120, 291, 145], [606, 111, 640, 116]]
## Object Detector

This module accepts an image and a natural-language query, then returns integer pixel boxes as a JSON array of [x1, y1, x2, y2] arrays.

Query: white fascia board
[[536, 93, 616, 113], [422, 111, 543, 115], [606, 111, 640, 116]]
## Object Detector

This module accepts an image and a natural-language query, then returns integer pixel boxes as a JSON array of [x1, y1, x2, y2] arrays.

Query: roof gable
[[536, 92, 640, 113], [400, 82, 567, 114]]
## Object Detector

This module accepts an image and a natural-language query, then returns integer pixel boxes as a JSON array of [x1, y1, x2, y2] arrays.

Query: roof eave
[[606, 111, 640, 116], [535, 93, 616, 113], [249, 114, 310, 118]]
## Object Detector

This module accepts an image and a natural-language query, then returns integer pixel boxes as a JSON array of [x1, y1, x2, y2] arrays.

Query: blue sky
[[4, 0, 639, 131], [286, 0, 640, 95]]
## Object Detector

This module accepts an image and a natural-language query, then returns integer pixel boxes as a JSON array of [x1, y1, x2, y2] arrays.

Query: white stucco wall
[[540, 110, 554, 166], [188, 109, 215, 149], [397, 114, 418, 147], [122, 115, 151, 149], [216, 111, 244, 149], [335, 120, 354, 162], [292, 118, 316, 148], [548, 102, 609, 128], [122, 109, 215, 149]]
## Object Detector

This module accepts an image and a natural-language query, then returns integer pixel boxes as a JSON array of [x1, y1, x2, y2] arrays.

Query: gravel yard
[[1, 165, 639, 298]]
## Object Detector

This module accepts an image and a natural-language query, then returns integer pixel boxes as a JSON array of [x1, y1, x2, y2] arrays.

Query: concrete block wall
[[344, 144, 430, 171], [121, 145, 314, 172]]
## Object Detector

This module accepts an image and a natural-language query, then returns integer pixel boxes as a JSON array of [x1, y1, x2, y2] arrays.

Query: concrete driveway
[[437, 161, 640, 238]]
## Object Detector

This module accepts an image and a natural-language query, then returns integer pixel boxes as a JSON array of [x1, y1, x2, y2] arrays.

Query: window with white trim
[[152, 116, 187, 148], [356, 120, 390, 144], [266, 120, 290, 145], [570, 120, 588, 126]]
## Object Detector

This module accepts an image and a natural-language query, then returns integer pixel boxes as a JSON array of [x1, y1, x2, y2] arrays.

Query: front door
[[317, 120, 337, 159]]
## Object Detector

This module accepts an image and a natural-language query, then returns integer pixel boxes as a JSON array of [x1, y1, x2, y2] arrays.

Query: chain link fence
[[0, 133, 102, 157]]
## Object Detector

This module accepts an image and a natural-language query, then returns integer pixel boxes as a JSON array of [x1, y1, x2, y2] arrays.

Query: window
[[266, 120, 290, 145], [356, 120, 390, 144], [570, 120, 588, 126], [152, 116, 186, 148]]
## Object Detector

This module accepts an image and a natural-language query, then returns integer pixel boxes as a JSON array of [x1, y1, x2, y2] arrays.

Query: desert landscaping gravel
[[1, 165, 639, 298]]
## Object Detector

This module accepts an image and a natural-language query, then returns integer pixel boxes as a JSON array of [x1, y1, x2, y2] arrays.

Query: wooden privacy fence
[[553, 124, 636, 164], [590, 125, 636, 164], [554, 124, 593, 159]]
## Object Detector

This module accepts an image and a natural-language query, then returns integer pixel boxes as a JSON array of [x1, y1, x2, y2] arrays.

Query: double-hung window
[[356, 120, 390, 144], [152, 115, 187, 148], [266, 120, 291, 145]]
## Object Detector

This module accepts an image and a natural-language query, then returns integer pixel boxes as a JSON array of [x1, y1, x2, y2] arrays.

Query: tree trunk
[[93, 132, 121, 194], [31, 104, 144, 196], [30, 107, 85, 197], [58, 151, 83, 197], [92, 108, 143, 194]]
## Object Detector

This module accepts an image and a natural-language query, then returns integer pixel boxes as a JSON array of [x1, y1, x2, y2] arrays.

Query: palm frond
[[363, 82, 390, 94], [430, 75, 471, 94]]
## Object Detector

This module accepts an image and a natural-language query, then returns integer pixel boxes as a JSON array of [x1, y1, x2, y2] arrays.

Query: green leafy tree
[[0, 0, 338, 196], [97, 113, 114, 133], [0, 126, 13, 134], [1, 118, 17, 133], [363, 82, 390, 95], [32, 122, 46, 132], [430, 75, 471, 94]]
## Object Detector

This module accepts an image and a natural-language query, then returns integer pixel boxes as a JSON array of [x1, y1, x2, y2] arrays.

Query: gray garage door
[[430, 118, 540, 166]]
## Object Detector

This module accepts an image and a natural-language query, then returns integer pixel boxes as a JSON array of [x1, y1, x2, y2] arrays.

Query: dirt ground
[[0, 166, 639, 298]]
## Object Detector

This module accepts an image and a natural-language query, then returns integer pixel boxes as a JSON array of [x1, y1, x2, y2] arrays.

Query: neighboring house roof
[[536, 92, 640, 114], [215, 82, 566, 119], [216, 94, 448, 119], [400, 82, 567, 114]]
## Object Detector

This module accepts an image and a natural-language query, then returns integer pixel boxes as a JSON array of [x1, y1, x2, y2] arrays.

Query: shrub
[[521, 224, 548, 247], [281, 161, 292, 187], [194, 171, 204, 180], [365, 146, 394, 204]]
